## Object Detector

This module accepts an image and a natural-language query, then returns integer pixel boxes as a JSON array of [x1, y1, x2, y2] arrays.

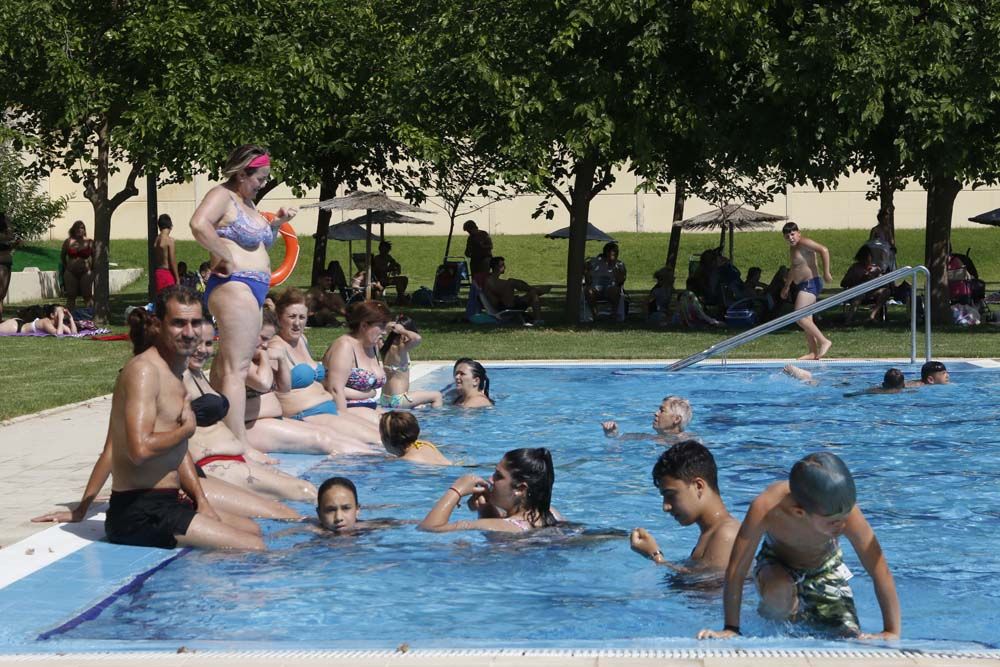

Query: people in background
[[484, 256, 549, 322], [61, 220, 94, 311], [602, 395, 695, 444], [305, 272, 346, 327], [585, 242, 627, 322], [780, 223, 833, 360], [153, 214, 179, 294], [463, 220, 493, 288], [371, 240, 409, 303], [0, 304, 77, 335], [841, 245, 891, 325]]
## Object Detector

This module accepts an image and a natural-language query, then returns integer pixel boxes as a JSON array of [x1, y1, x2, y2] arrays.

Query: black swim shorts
[[105, 488, 197, 550]]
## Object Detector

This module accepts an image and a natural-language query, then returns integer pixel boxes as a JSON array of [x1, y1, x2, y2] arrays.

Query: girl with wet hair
[[378, 411, 451, 465], [452, 357, 493, 408], [419, 447, 560, 533]]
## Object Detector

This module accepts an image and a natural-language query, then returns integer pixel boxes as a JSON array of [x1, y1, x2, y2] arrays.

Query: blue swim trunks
[[291, 400, 338, 420], [797, 277, 824, 297]]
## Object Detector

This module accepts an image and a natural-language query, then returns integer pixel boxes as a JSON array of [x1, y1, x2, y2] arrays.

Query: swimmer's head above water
[[789, 452, 856, 527], [653, 396, 692, 434], [491, 448, 558, 527], [379, 411, 420, 457], [317, 477, 360, 533], [920, 360, 949, 385], [652, 440, 721, 526]]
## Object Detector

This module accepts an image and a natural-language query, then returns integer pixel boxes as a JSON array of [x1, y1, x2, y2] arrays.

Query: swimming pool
[[2, 361, 1000, 656]]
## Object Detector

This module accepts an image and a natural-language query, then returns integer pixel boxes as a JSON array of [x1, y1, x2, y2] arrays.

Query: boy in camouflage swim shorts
[[699, 452, 901, 640]]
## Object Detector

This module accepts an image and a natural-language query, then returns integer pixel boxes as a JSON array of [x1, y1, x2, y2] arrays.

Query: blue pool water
[[4, 362, 1000, 652]]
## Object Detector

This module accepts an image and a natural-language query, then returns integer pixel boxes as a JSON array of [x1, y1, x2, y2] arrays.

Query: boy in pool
[[602, 395, 695, 444], [698, 452, 900, 640], [786, 365, 907, 395], [630, 441, 740, 573], [905, 360, 949, 387]]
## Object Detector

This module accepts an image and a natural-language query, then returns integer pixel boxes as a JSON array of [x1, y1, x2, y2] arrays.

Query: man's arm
[[178, 453, 220, 522], [122, 363, 197, 465], [630, 528, 692, 573], [845, 507, 901, 639], [698, 494, 770, 639]]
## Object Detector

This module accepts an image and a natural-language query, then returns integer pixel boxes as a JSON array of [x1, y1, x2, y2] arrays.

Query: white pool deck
[[1, 359, 999, 665]]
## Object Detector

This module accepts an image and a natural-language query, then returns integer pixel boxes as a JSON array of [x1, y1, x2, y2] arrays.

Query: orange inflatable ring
[[262, 212, 299, 287]]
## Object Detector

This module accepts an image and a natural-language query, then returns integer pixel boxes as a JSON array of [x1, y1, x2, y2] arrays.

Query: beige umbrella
[[679, 204, 786, 261], [304, 191, 432, 298]]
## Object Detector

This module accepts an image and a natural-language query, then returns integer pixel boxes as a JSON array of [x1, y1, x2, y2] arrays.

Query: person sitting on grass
[[698, 451, 900, 640], [484, 256, 549, 323], [630, 441, 740, 574], [371, 240, 409, 304], [306, 272, 346, 327], [419, 448, 561, 533], [379, 411, 452, 465], [602, 396, 694, 444]]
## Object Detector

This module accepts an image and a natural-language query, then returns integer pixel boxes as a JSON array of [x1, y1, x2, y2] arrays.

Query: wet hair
[[789, 452, 856, 516], [346, 300, 391, 333], [921, 360, 947, 383], [261, 307, 279, 330], [603, 242, 619, 256], [660, 395, 693, 430], [221, 144, 269, 180], [317, 476, 359, 506], [463, 220, 478, 233], [652, 440, 720, 494], [882, 368, 905, 390], [274, 287, 307, 315], [379, 411, 420, 456], [129, 286, 202, 354], [502, 447, 557, 527], [781, 222, 799, 235], [380, 314, 417, 357], [156, 214, 173, 230], [453, 357, 491, 401], [489, 256, 505, 271], [68, 220, 86, 238]]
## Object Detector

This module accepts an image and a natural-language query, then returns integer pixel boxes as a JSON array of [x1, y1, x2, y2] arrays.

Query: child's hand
[[857, 631, 899, 641], [697, 628, 739, 640], [629, 527, 661, 559], [601, 421, 619, 437]]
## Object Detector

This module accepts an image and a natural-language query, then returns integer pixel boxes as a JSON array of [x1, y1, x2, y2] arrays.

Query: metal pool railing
[[668, 265, 932, 371]]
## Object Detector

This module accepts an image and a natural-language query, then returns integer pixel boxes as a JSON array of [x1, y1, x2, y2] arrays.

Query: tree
[[0, 145, 66, 241]]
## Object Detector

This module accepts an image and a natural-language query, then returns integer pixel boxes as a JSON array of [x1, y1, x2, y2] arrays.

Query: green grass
[[2, 228, 998, 421]]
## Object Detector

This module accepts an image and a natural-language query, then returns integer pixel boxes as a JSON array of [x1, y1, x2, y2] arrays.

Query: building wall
[[41, 164, 1000, 241]]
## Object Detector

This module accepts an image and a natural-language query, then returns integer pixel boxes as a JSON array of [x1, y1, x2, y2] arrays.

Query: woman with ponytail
[[419, 448, 560, 533], [451, 358, 493, 408]]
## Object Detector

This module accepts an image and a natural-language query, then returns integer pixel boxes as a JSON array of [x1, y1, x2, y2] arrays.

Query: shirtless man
[[153, 214, 179, 294], [484, 256, 549, 321], [780, 223, 833, 360], [602, 395, 696, 445], [371, 241, 409, 302], [104, 285, 264, 550]]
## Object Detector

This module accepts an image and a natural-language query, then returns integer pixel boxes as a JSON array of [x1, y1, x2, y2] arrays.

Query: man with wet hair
[[602, 395, 695, 444], [699, 452, 900, 640], [630, 441, 739, 573], [105, 286, 264, 551]]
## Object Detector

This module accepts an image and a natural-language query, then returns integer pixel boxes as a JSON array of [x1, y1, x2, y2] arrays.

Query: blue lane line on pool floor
[[37, 548, 191, 640]]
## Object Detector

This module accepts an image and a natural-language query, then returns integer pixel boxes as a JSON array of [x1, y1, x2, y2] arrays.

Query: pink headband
[[247, 153, 270, 169]]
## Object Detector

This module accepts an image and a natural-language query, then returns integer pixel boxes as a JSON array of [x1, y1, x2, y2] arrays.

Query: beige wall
[[42, 164, 1000, 241]]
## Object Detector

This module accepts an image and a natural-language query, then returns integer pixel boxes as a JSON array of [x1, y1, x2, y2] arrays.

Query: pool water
[[15, 363, 1000, 651]]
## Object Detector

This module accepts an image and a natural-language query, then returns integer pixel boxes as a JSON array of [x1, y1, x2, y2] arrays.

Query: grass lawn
[[2, 227, 998, 421]]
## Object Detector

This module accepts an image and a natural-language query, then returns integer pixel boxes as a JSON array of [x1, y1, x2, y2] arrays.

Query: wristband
[[448, 487, 463, 498], [650, 550, 664, 562], [723, 624, 741, 635]]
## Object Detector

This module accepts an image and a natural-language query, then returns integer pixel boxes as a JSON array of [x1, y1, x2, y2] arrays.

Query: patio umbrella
[[304, 191, 432, 298], [969, 208, 1000, 226], [327, 221, 379, 269], [545, 222, 617, 243], [679, 204, 786, 261]]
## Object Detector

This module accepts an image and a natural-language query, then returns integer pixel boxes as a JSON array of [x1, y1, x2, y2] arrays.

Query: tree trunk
[[444, 210, 458, 260], [146, 172, 158, 302], [924, 174, 962, 325], [310, 171, 338, 285], [564, 155, 598, 324], [662, 182, 686, 312], [878, 172, 897, 247]]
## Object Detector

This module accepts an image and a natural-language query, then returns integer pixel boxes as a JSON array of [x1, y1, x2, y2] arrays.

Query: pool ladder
[[668, 265, 932, 371]]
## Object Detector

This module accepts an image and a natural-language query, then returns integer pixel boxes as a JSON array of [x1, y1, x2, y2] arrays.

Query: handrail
[[667, 265, 932, 371]]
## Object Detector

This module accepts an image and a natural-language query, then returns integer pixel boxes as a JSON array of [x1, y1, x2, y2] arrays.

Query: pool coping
[[2, 358, 998, 663]]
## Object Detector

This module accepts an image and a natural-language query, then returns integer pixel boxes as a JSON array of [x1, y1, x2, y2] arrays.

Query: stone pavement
[[0, 395, 111, 547]]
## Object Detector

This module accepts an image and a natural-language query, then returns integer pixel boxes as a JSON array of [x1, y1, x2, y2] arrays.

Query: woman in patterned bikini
[[322, 300, 390, 423]]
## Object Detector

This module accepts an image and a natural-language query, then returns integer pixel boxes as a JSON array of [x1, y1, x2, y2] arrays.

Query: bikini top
[[410, 440, 439, 453], [216, 195, 275, 251], [290, 361, 326, 390], [190, 374, 230, 427], [346, 348, 385, 392], [67, 244, 92, 259]]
